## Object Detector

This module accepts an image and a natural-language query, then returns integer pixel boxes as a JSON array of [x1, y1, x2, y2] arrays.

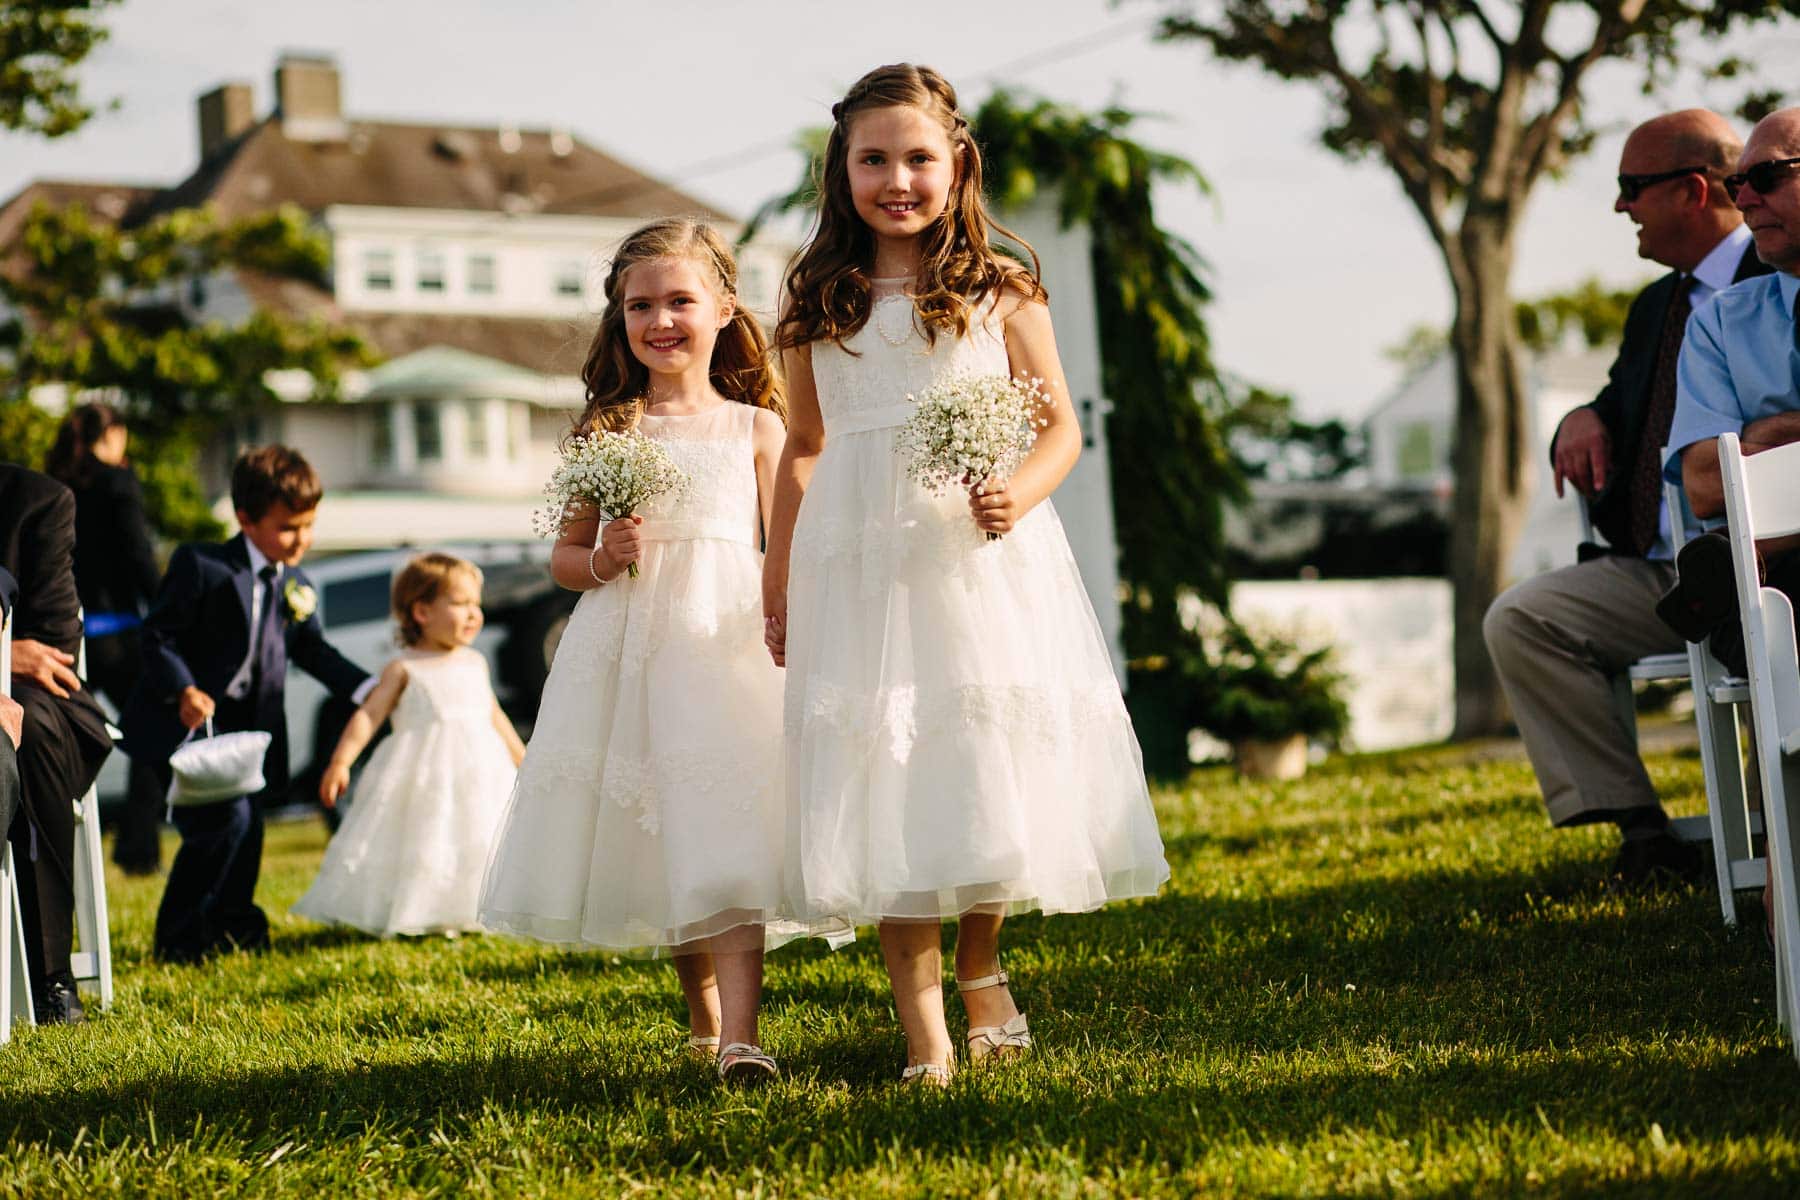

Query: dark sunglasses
[[1615, 166, 1707, 202], [1724, 156, 1800, 196]]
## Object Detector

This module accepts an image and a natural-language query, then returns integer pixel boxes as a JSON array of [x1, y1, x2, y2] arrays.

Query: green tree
[[1, 0, 119, 137], [750, 91, 1245, 775], [0, 201, 372, 538], [1159, 0, 1799, 737]]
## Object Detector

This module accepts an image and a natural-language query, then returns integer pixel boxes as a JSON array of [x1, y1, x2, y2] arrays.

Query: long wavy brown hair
[[573, 218, 784, 441], [775, 63, 1046, 353]]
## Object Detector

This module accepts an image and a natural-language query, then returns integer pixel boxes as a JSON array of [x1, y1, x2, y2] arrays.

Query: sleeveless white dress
[[785, 291, 1170, 924], [480, 402, 836, 952], [291, 647, 517, 936]]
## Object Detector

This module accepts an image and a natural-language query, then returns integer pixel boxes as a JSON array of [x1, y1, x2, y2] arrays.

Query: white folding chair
[[1718, 431, 1800, 1059], [68, 628, 113, 1010], [1, 606, 37, 1041], [1578, 477, 1762, 925]]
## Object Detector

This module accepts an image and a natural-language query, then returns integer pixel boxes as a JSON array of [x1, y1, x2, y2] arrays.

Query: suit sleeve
[[138, 544, 204, 699], [286, 595, 371, 700], [18, 484, 83, 656]]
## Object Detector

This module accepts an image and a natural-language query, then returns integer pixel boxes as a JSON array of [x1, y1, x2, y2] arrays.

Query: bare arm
[[549, 506, 642, 590], [971, 294, 1081, 536], [1682, 413, 1800, 520], [751, 406, 786, 541], [318, 659, 409, 806], [761, 343, 824, 667], [490, 700, 526, 767]]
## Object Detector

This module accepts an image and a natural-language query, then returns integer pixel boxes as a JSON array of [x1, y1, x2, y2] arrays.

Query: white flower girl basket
[[166, 719, 273, 806]]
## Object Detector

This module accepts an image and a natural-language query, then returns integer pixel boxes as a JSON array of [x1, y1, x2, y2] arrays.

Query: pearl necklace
[[872, 293, 916, 347]]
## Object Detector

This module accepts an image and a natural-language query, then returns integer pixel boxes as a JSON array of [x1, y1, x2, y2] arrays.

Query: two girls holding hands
[[483, 63, 1167, 1085]]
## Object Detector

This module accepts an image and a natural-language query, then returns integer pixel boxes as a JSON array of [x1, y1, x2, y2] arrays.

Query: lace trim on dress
[[556, 594, 766, 680], [787, 679, 1131, 760], [599, 747, 775, 836]]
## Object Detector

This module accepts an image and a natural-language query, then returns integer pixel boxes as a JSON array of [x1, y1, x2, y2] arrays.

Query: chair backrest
[[1, 606, 10, 700], [1719, 432, 1800, 606]]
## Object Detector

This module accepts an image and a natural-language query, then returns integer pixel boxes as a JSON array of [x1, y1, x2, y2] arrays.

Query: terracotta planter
[[1234, 733, 1309, 781]]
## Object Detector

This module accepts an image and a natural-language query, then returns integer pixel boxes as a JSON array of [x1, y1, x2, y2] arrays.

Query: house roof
[[359, 345, 574, 405], [146, 118, 730, 224], [0, 179, 161, 280]]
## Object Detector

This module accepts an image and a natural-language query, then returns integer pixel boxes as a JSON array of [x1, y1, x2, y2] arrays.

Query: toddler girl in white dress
[[763, 64, 1170, 1084], [292, 552, 525, 936], [480, 218, 837, 1085]]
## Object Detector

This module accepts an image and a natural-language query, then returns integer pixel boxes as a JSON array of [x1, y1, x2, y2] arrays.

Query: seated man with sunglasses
[[1664, 108, 1800, 674], [1485, 109, 1769, 889]]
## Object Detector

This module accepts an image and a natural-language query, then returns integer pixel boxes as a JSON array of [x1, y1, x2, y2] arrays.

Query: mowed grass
[[2, 738, 1797, 1197]]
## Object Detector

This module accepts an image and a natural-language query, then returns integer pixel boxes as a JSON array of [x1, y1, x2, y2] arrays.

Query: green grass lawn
[[3, 740, 1797, 1197]]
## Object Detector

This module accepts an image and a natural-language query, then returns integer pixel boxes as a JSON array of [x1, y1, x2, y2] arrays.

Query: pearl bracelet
[[587, 544, 606, 587]]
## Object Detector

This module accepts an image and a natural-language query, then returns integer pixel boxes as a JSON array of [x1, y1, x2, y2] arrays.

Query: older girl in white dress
[[480, 219, 836, 1085], [763, 64, 1169, 1084]]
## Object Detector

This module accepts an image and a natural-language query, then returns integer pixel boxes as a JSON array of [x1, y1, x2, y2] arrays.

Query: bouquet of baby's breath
[[533, 429, 687, 577], [896, 372, 1049, 540]]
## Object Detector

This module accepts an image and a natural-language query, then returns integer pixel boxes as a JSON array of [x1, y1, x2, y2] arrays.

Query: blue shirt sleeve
[[1664, 300, 1745, 483]]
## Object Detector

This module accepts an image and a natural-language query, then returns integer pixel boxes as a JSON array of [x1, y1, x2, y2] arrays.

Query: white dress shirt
[[224, 540, 376, 705]]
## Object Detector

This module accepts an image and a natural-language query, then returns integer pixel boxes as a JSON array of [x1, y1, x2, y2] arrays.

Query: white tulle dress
[[784, 288, 1170, 924], [480, 402, 837, 953], [291, 647, 517, 936]]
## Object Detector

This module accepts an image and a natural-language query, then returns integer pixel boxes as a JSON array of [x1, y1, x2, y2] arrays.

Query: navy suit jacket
[[120, 534, 368, 791]]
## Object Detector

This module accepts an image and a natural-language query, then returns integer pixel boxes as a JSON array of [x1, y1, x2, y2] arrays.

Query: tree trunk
[[1445, 214, 1530, 739]]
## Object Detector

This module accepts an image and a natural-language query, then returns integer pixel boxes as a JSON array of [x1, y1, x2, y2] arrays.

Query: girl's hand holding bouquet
[[534, 429, 686, 578], [896, 372, 1049, 541]]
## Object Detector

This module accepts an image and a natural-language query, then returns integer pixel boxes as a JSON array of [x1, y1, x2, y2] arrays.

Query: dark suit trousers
[[5, 682, 89, 992], [152, 696, 270, 961], [84, 629, 166, 870]]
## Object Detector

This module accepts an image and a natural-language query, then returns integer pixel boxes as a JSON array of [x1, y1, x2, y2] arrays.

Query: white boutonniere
[[283, 578, 318, 623]]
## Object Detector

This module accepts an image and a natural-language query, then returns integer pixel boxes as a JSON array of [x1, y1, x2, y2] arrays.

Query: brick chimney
[[197, 82, 254, 160], [273, 52, 345, 142]]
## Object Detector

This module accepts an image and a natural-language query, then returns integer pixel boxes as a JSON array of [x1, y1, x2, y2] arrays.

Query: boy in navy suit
[[122, 446, 371, 963]]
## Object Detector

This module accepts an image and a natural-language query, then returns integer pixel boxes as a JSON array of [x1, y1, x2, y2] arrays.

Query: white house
[[1360, 342, 1615, 582]]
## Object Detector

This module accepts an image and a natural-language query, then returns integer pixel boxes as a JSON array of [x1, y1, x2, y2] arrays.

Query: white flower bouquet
[[533, 429, 688, 577], [896, 372, 1049, 540]]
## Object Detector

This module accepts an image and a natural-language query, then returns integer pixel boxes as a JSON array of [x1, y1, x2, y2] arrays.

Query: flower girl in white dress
[[292, 553, 525, 937], [480, 219, 830, 1085], [763, 64, 1170, 1083]]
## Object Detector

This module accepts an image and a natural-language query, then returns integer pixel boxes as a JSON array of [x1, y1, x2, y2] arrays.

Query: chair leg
[[69, 787, 114, 1010], [1695, 695, 1755, 926], [2, 844, 36, 1040], [1761, 747, 1800, 1057]]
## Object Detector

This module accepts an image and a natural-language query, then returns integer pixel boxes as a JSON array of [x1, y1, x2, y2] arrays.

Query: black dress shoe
[[34, 974, 86, 1026], [1656, 532, 1739, 642], [1609, 833, 1707, 890]]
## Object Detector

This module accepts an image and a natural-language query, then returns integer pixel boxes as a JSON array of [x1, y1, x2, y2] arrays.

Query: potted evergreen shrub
[[1192, 616, 1351, 780]]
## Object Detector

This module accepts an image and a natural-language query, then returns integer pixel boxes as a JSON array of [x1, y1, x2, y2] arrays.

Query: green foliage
[[0, 0, 119, 138], [3, 746, 1797, 1193], [1384, 276, 1652, 373], [1220, 384, 1363, 482], [0, 201, 372, 539], [1185, 613, 1351, 744]]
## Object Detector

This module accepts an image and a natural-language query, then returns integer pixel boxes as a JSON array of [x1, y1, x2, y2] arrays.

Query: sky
[[2, 0, 1791, 421]]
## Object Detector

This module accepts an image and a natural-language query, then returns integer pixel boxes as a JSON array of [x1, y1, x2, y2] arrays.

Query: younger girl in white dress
[[480, 218, 825, 1085], [292, 552, 525, 936], [763, 64, 1170, 1083]]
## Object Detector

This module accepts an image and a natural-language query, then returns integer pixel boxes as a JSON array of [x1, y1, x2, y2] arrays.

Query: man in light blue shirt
[[1664, 107, 1800, 671]]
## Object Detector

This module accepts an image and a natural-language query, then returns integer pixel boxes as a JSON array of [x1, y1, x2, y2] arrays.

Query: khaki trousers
[[1482, 555, 1681, 826]]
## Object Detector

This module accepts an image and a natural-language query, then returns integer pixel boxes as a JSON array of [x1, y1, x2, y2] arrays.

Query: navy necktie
[[252, 564, 283, 692]]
